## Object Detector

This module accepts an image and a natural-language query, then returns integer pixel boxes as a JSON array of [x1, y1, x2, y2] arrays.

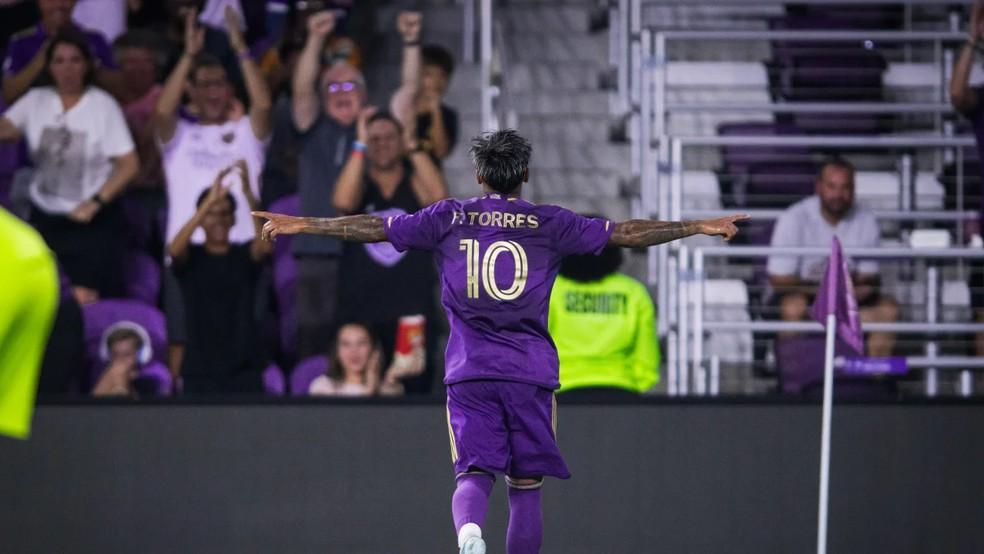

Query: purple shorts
[[446, 380, 571, 480]]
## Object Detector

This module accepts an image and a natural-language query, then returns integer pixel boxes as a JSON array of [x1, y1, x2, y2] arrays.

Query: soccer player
[[253, 130, 748, 554]]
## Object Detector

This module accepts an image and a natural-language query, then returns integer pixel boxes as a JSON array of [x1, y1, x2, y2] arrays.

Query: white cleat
[[460, 536, 486, 554]]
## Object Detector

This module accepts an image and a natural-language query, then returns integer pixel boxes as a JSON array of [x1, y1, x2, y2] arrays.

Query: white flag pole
[[816, 312, 836, 554]]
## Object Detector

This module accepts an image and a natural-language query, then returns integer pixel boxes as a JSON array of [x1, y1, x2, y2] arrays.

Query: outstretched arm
[[609, 214, 749, 247], [252, 211, 387, 243]]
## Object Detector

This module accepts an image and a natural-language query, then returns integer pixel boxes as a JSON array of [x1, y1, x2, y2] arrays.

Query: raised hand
[[232, 159, 253, 198], [397, 11, 422, 43], [224, 5, 247, 54], [184, 8, 205, 56], [307, 10, 336, 40], [698, 214, 751, 242], [356, 105, 378, 143], [972, 0, 984, 40], [252, 211, 307, 242]]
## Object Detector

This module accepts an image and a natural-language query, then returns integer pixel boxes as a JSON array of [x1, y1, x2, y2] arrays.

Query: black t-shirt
[[338, 161, 437, 325], [416, 104, 459, 166], [173, 243, 264, 379]]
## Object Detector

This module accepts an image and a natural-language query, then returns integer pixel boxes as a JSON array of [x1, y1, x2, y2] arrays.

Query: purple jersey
[[2, 24, 115, 77], [385, 193, 613, 389]]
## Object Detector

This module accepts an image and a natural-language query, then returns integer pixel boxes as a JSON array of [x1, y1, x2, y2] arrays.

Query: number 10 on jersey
[[459, 239, 529, 301]]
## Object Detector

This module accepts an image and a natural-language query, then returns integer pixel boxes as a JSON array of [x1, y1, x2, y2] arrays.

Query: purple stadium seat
[[82, 299, 168, 377], [269, 194, 299, 359], [290, 355, 329, 396], [718, 122, 810, 174], [120, 193, 155, 250], [263, 363, 286, 396], [775, 336, 896, 399], [122, 249, 161, 306], [744, 161, 818, 208]]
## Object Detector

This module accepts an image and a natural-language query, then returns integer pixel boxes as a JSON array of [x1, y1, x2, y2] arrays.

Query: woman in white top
[[309, 322, 411, 397], [0, 30, 138, 304]]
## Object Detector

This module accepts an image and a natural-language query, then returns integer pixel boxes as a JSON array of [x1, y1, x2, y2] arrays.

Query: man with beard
[[767, 157, 898, 357]]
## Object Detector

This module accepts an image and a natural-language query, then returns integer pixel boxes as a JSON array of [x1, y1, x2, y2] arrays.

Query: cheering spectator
[[289, 10, 358, 357], [308, 321, 422, 397], [332, 109, 446, 393], [290, 9, 421, 358], [549, 242, 659, 398], [113, 29, 166, 190], [159, 0, 241, 90], [767, 158, 898, 357], [3, 0, 123, 104], [167, 161, 271, 394], [414, 44, 458, 164], [949, 0, 984, 362], [156, 5, 271, 247], [91, 322, 146, 397], [0, 30, 138, 304]]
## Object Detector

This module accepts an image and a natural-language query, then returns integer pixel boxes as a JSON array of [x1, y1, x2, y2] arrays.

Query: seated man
[[767, 157, 898, 357]]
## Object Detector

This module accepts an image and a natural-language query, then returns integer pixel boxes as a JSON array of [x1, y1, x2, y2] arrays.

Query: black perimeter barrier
[[1, 398, 982, 553]]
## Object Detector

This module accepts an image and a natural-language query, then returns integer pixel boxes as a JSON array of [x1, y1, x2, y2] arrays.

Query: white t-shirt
[[161, 115, 267, 245], [73, 0, 126, 42], [767, 195, 880, 282], [4, 87, 134, 215], [308, 376, 371, 397]]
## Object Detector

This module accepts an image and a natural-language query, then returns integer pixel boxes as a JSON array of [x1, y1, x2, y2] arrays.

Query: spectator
[[91, 321, 147, 397], [113, 29, 166, 190], [167, 161, 271, 394], [3, 0, 123, 104], [949, 0, 984, 363], [767, 158, 898, 357], [290, 9, 421, 358], [0, 30, 139, 304], [333, 110, 446, 393], [308, 321, 420, 397], [159, 0, 241, 91], [155, 5, 271, 247], [415, 44, 458, 165], [549, 242, 659, 398]]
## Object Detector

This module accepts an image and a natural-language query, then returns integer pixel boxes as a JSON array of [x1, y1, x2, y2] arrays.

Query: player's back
[[391, 193, 612, 389]]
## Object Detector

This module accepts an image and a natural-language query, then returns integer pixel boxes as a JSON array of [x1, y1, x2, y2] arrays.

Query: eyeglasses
[[325, 81, 358, 94]]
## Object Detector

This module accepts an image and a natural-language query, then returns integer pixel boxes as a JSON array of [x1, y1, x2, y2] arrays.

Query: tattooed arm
[[609, 214, 750, 247], [251, 212, 387, 243]]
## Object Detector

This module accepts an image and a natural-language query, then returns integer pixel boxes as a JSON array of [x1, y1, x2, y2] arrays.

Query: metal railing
[[646, 134, 978, 348], [676, 245, 984, 398], [610, 0, 968, 126]]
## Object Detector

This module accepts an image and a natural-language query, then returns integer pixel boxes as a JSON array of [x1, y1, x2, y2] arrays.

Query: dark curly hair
[[469, 129, 532, 194]]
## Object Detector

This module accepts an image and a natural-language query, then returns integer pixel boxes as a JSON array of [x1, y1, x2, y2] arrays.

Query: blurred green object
[[0, 207, 58, 440]]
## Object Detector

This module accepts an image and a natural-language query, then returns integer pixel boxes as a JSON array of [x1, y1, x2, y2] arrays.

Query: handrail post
[[462, 0, 475, 64], [691, 248, 705, 397], [676, 245, 690, 397], [479, 0, 494, 131], [925, 266, 939, 397]]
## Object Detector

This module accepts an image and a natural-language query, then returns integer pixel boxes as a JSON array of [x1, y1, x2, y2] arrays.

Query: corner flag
[[810, 236, 863, 355]]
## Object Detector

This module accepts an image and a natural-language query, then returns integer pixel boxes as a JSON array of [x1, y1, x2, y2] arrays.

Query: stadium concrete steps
[[497, 1, 631, 219]]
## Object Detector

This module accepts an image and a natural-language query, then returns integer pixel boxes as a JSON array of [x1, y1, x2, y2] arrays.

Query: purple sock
[[506, 485, 543, 554], [452, 473, 494, 533]]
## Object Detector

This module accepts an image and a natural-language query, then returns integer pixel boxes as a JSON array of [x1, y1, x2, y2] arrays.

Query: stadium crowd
[[0, 0, 471, 397]]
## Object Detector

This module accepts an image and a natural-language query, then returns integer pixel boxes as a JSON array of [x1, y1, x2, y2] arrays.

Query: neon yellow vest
[[0, 208, 58, 439], [549, 273, 659, 393]]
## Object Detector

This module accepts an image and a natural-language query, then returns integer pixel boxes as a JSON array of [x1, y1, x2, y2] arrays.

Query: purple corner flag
[[810, 236, 864, 355]]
